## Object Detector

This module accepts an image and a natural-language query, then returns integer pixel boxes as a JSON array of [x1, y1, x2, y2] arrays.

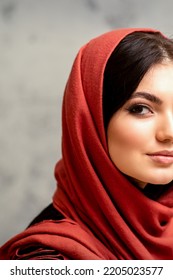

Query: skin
[[107, 61, 173, 189]]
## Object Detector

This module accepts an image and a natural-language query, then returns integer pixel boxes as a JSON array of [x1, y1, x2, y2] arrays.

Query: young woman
[[0, 27, 173, 260]]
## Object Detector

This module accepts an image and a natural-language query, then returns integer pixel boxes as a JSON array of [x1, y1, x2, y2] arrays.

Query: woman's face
[[107, 62, 173, 188]]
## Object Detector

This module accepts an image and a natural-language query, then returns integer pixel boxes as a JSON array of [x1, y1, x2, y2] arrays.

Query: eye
[[127, 104, 153, 115]]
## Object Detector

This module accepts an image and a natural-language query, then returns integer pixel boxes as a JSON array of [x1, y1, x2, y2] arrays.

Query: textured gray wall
[[0, 0, 173, 245]]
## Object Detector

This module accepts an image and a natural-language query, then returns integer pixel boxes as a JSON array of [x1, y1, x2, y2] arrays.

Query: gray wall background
[[1, 0, 173, 246]]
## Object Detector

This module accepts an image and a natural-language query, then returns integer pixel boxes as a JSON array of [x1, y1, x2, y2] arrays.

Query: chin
[[148, 177, 173, 186]]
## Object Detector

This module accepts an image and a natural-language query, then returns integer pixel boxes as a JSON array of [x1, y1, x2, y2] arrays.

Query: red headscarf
[[1, 28, 173, 260]]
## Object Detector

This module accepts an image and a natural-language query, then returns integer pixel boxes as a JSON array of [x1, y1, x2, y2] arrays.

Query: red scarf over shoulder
[[1, 28, 173, 260]]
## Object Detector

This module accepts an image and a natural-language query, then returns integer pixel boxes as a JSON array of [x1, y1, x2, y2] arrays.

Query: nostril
[[160, 220, 168, 227]]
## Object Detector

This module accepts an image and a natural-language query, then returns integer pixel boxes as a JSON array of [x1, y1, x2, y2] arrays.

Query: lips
[[147, 150, 173, 164]]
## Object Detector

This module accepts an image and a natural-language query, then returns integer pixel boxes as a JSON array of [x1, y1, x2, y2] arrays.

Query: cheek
[[107, 119, 152, 154]]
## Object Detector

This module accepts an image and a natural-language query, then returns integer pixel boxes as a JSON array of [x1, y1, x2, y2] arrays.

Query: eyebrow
[[130, 92, 163, 105]]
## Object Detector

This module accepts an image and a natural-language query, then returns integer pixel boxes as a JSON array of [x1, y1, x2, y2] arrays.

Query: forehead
[[135, 62, 173, 98]]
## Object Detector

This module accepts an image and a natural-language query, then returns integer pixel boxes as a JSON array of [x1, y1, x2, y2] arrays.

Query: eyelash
[[126, 103, 153, 116]]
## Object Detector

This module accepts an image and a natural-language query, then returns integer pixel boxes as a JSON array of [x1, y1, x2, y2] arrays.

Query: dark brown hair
[[103, 31, 173, 129]]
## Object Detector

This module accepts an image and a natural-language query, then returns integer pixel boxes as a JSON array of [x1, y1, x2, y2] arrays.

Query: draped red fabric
[[1, 28, 173, 260]]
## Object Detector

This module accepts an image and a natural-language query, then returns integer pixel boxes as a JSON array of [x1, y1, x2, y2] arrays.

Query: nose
[[156, 113, 173, 143]]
